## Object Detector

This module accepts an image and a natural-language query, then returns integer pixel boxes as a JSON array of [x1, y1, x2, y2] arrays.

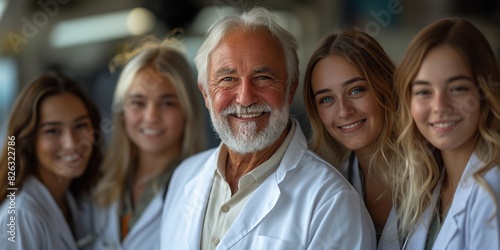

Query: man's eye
[[256, 76, 270, 81]]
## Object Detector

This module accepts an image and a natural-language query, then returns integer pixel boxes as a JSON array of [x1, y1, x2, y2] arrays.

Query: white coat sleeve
[[309, 189, 376, 250]]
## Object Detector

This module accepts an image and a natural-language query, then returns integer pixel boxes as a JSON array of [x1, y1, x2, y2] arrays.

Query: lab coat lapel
[[58, 224, 78, 250], [27, 177, 79, 249], [434, 153, 481, 249], [219, 175, 280, 249], [378, 207, 400, 249], [125, 189, 163, 241], [405, 178, 443, 250], [181, 151, 218, 249], [56, 192, 80, 249], [218, 120, 304, 249]]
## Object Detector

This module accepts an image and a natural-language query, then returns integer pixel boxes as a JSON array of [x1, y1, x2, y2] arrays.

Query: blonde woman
[[303, 29, 400, 249], [394, 18, 500, 249], [91, 36, 206, 249]]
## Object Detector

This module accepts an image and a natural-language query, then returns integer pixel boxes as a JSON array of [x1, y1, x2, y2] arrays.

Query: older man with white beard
[[158, 7, 376, 250]]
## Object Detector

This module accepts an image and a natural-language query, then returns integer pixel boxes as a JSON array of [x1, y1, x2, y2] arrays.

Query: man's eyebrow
[[253, 67, 275, 75], [214, 67, 236, 78]]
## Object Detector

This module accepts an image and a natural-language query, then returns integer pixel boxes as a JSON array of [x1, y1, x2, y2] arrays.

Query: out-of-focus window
[[0, 57, 18, 145]]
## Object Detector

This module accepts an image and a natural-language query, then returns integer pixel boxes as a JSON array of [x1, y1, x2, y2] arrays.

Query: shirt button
[[212, 237, 220, 245], [222, 206, 230, 212]]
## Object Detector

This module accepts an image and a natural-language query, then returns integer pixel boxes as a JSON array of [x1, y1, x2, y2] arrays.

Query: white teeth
[[433, 121, 458, 128], [61, 155, 79, 161], [236, 113, 262, 118], [341, 120, 364, 129], [142, 129, 161, 135]]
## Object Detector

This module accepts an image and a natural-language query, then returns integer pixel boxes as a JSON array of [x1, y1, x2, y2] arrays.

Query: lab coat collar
[[433, 152, 482, 248], [405, 152, 482, 250], [181, 150, 218, 249], [404, 172, 443, 250], [180, 119, 307, 249], [219, 119, 306, 249], [122, 187, 165, 244], [24, 176, 79, 249]]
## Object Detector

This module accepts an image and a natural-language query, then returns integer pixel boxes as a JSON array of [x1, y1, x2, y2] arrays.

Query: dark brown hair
[[0, 72, 102, 202]]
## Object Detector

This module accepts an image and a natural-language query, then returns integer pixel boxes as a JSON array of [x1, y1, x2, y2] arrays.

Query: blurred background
[[1, 0, 499, 148]]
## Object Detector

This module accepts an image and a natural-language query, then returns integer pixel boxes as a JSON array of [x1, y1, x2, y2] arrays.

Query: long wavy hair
[[303, 29, 399, 188], [0, 72, 102, 203], [93, 36, 207, 206], [394, 18, 500, 237]]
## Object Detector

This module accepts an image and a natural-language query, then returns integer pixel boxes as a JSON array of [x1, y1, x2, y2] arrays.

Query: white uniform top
[[0, 175, 94, 250], [159, 119, 376, 250], [403, 152, 500, 250], [341, 154, 400, 250], [85, 186, 166, 250]]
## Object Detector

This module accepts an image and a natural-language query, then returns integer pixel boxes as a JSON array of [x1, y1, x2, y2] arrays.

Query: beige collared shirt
[[200, 121, 296, 250]]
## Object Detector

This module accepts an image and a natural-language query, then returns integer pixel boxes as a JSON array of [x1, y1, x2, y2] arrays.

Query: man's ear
[[198, 83, 210, 109], [288, 80, 299, 104]]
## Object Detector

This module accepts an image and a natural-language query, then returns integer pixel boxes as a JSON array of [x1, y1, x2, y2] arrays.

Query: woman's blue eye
[[350, 88, 365, 95], [320, 97, 334, 103], [414, 90, 430, 96]]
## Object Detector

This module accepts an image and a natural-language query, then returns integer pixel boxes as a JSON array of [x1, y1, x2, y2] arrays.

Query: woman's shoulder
[[481, 165, 500, 194]]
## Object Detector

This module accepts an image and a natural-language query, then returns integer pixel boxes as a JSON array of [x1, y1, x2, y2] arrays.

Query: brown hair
[[0, 72, 103, 203], [303, 28, 398, 187]]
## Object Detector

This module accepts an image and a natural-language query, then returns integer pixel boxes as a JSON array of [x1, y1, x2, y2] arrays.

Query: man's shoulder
[[287, 149, 353, 191], [181, 148, 217, 165], [297, 149, 342, 175], [173, 148, 217, 175]]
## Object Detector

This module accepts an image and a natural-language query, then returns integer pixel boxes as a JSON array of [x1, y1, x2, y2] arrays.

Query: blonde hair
[[303, 29, 399, 188], [93, 35, 207, 206], [394, 18, 500, 237]]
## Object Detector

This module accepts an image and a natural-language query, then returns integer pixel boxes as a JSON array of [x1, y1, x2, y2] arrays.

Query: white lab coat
[[403, 152, 500, 250], [341, 155, 400, 250], [159, 120, 376, 250], [0, 175, 94, 250], [86, 186, 166, 250]]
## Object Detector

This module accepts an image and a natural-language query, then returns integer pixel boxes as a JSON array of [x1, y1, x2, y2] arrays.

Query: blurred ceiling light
[[50, 7, 156, 48], [127, 7, 155, 35]]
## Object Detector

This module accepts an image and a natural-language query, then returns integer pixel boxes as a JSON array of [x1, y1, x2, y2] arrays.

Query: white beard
[[207, 99, 290, 155]]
